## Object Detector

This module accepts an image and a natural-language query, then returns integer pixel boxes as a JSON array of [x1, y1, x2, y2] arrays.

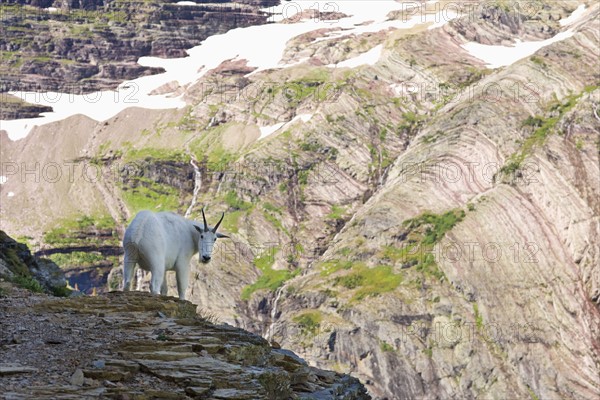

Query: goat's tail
[[123, 241, 139, 291]]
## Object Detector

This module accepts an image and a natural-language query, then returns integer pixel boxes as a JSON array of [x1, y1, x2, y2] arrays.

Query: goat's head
[[194, 208, 230, 263]]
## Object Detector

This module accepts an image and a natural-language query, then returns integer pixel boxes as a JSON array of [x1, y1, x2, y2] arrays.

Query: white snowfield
[[259, 114, 313, 140], [0, 1, 584, 140], [559, 4, 586, 26], [327, 45, 384, 69], [461, 30, 576, 69], [461, 4, 586, 69]]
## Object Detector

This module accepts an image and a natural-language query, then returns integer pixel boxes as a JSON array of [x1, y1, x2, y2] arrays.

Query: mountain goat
[[122, 208, 229, 300]]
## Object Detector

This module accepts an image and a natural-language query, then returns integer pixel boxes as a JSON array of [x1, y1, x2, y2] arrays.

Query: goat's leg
[[175, 261, 190, 300], [160, 272, 168, 296], [149, 261, 166, 296], [122, 247, 138, 291]]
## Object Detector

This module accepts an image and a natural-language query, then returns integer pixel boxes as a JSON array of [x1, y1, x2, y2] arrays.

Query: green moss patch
[[379, 209, 466, 282], [499, 86, 599, 179], [293, 311, 322, 336], [241, 248, 299, 300], [121, 178, 181, 215], [43, 215, 117, 247], [123, 147, 190, 163], [333, 264, 402, 301]]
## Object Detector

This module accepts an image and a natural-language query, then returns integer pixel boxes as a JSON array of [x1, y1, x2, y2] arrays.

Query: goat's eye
[[214, 238, 217, 242], [200, 235, 204, 239]]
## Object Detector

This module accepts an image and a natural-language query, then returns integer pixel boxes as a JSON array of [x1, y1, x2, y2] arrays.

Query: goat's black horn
[[213, 212, 224, 233], [201, 207, 209, 232]]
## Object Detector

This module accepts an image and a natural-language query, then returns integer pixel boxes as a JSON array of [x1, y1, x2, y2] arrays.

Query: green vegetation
[[333, 264, 402, 301], [473, 303, 484, 329], [15, 235, 34, 248], [404, 209, 466, 246], [51, 285, 73, 297], [219, 192, 254, 233], [188, 123, 239, 172], [530, 56, 546, 67], [241, 248, 299, 300], [300, 139, 323, 153], [12, 274, 44, 293], [459, 67, 493, 88], [0, 234, 30, 277], [224, 191, 252, 211], [44, 215, 116, 246], [263, 202, 281, 214], [123, 147, 190, 163], [327, 205, 346, 221], [205, 145, 237, 169], [121, 178, 180, 214], [297, 169, 310, 185], [176, 107, 197, 133], [293, 311, 322, 336], [422, 130, 443, 144], [156, 333, 168, 341], [527, 386, 540, 400], [499, 86, 598, 178], [379, 340, 395, 352], [263, 210, 288, 235], [48, 251, 105, 268], [381, 209, 466, 281], [398, 111, 425, 136], [1, 51, 23, 68], [319, 259, 356, 276], [220, 211, 244, 234], [282, 70, 341, 107]]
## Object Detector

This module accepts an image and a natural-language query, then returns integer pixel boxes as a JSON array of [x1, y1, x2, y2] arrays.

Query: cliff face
[[1, 1, 599, 399], [0, 230, 67, 295], [0, 289, 369, 399]]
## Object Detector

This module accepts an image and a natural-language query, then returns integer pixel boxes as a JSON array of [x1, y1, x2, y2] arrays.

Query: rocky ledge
[[0, 289, 370, 399]]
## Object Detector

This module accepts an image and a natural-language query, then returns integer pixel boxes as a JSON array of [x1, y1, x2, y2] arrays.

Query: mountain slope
[[1, 1, 599, 399]]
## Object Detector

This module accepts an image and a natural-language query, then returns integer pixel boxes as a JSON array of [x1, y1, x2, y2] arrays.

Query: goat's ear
[[194, 225, 203, 233], [216, 233, 230, 239]]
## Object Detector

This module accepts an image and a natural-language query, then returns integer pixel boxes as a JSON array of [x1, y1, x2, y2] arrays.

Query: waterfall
[[185, 156, 202, 218], [265, 286, 285, 341]]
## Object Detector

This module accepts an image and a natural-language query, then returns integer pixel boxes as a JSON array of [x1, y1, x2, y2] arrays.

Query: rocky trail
[[0, 287, 369, 399]]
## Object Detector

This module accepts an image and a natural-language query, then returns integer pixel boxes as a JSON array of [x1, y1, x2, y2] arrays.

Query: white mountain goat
[[122, 208, 229, 300]]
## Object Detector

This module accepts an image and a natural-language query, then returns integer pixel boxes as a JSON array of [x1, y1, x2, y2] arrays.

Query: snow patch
[[560, 4, 586, 26], [177, 1, 198, 5], [461, 30, 575, 69], [328, 45, 383, 68], [0, 176, 6, 185], [1, 87, 185, 141], [259, 122, 286, 140], [7, 192, 14, 197], [258, 114, 313, 140]]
